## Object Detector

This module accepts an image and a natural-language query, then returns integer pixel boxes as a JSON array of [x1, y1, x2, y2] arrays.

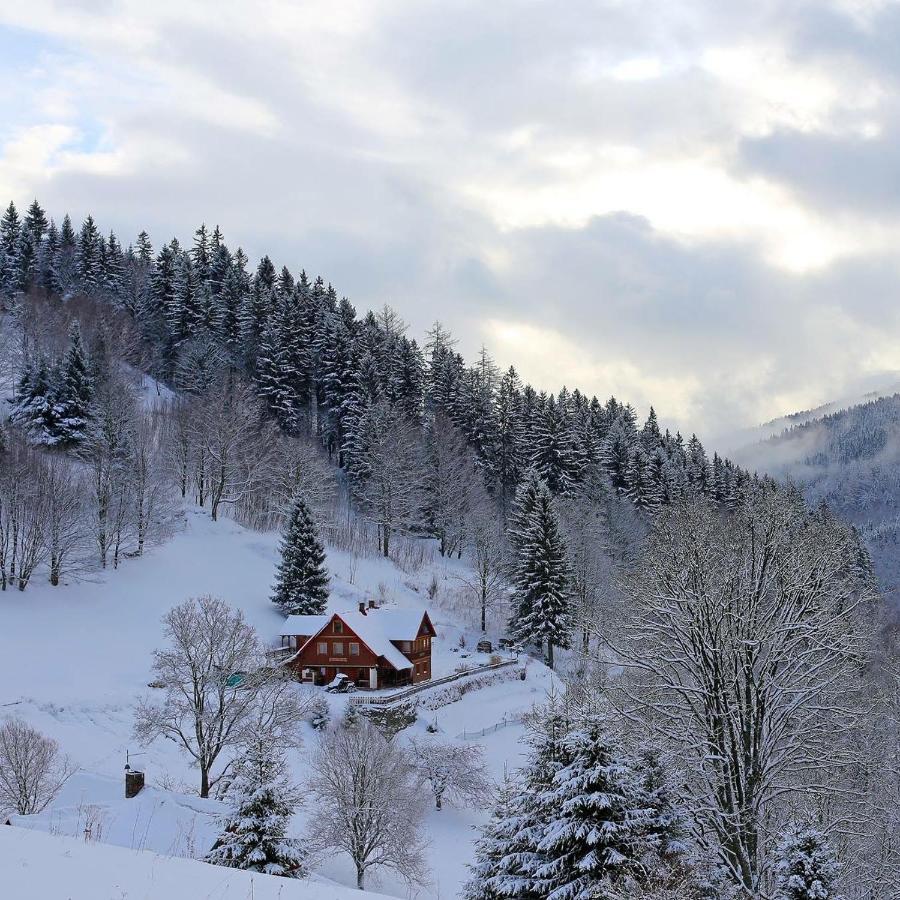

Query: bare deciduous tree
[[611, 489, 875, 897], [0, 719, 75, 816], [422, 414, 486, 558], [40, 455, 87, 586], [454, 511, 508, 632], [350, 399, 425, 558], [129, 410, 174, 556], [194, 377, 275, 522], [307, 721, 428, 889], [408, 736, 491, 810], [82, 376, 137, 568], [0, 437, 47, 590], [134, 595, 306, 798]]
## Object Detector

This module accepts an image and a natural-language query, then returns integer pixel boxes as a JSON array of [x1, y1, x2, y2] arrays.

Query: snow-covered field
[[0, 506, 558, 898], [1, 825, 400, 900]]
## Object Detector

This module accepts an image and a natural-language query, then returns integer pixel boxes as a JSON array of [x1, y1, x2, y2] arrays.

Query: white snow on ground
[[6, 771, 223, 859], [0, 506, 558, 898], [0, 825, 397, 900]]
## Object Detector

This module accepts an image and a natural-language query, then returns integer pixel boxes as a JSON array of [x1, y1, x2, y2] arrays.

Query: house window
[[350, 643, 360, 656], [333, 642, 344, 656], [317, 641, 327, 655], [333, 620, 343, 634]]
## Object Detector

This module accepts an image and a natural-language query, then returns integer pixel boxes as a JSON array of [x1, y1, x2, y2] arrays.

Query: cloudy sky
[[1, 0, 899, 443]]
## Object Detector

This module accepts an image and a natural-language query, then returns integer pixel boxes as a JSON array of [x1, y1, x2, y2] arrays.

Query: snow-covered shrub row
[[418, 666, 522, 711]]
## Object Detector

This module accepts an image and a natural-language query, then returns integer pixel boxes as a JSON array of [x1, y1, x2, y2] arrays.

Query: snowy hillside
[[0, 506, 557, 898], [0, 825, 398, 900]]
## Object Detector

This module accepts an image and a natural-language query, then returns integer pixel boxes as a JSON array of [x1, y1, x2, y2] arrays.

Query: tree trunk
[[356, 863, 366, 890], [200, 767, 210, 799], [546, 641, 554, 670]]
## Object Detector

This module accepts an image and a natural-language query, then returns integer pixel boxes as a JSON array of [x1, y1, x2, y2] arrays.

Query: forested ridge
[[0, 198, 754, 529]]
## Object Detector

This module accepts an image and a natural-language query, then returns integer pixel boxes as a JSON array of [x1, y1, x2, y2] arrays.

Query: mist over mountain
[[732, 392, 900, 599]]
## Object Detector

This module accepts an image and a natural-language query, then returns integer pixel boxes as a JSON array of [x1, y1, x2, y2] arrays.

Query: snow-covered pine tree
[[20, 199, 48, 289], [493, 366, 524, 516], [774, 824, 841, 900], [465, 694, 572, 899], [508, 476, 572, 668], [76, 215, 102, 293], [0, 200, 22, 301], [534, 714, 650, 900], [38, 218, 59, 294], [53, 322, 94, 447], [637, 748, 689, 866], [531, 393, 578, 496], [463, 769, 536, 900], [10, 357, 60, 443], [271, 494, 329, 615], [52, 213, 78, 296], [205, 732, 307, 878]]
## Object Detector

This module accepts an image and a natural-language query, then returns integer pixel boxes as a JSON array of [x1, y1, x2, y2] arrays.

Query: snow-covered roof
[[338, 610, 416, 671], [280, 614, 330, 637]]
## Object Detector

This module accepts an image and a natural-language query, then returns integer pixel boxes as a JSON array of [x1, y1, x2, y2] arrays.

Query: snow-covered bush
[[775, 824, 841, 900]]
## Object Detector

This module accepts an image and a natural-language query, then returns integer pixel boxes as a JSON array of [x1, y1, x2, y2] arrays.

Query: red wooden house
[[280, 602, 436, 689]]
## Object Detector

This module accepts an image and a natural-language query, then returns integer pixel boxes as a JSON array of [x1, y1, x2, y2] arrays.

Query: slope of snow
[[0, 825, 396, 900], [0, 505, 558, 898], [6, 771, 223, 859]]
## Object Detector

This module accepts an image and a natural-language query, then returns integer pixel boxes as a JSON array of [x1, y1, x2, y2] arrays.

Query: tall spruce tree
[[52, 213, 78, 295], [534, 714, 650, 900], [464, 770, 538, 900], [53, 322, 94, 447], [465, 694, 570, 899], [271, 494, 329, 615], [205, 732, 307, 877], [508, 476, 572, 669], [0, 200, 22, 300]]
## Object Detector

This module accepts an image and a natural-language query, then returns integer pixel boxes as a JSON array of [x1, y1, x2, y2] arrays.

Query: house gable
[[282, 608, 434, 686]]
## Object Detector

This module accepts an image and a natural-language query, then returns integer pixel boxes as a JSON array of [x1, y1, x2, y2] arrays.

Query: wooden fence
[[455, 714, 524, 741]]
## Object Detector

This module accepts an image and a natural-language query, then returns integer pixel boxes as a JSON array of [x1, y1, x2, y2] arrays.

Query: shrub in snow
[[419, 668, 520, 711], [775, 824, 841, 900], [205, 732, 306, 878], [270, 494, 329, 615], [308, 696, 329, 730]]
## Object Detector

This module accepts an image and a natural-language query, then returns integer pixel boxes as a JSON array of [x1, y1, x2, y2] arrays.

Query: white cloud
[[1, 0, 899, 438]]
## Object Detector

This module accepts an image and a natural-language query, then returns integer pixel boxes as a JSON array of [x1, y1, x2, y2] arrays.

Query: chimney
[[368, 599, 376, 610], [358, 601, 367, 615], [125, 765, 145, 799]]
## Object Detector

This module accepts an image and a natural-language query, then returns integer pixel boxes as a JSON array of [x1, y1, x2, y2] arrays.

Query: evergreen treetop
[[271, 494, 329, 615]]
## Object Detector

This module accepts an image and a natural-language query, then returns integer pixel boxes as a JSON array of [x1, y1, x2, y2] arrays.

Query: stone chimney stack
[[368, 598, 376, 610], [358, 601, 367, 615], [125, 765, 145, 799]]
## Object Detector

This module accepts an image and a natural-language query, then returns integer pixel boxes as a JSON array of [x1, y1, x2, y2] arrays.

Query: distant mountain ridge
[[731, 392, 900, 599]]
